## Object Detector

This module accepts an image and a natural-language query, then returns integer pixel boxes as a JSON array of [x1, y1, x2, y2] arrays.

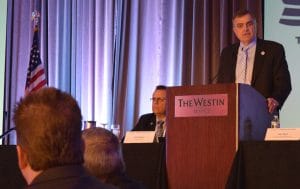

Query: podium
[[166, 83, 272, 189]]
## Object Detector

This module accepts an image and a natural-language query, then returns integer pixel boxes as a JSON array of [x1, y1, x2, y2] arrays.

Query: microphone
[[211, 54, 236, 84], [0, 127, 16, 140], [210, 70, 221, 84]]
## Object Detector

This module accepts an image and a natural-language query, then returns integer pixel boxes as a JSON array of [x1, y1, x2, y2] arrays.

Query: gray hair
[[82, 127, 125, 179]]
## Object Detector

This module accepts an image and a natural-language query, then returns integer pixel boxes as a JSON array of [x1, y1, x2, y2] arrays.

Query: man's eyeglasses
[[150, 97, 166, 103], [234, 20, 255, 29]]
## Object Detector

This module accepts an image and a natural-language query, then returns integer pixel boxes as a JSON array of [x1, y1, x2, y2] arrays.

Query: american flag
[[25, 28, 47, 95]]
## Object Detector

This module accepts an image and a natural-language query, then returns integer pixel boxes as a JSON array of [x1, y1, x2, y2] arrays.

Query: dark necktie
[[155, 121, 164, 142]]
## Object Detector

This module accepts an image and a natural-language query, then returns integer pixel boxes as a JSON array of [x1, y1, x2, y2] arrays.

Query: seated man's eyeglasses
[[150, 97, 166, 103]]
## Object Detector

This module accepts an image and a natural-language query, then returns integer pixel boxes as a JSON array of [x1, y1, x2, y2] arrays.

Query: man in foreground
[[13, 87, 114, 189]]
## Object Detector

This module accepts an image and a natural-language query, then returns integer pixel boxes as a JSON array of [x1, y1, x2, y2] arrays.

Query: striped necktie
[[240, 47, 249, 83], [155, 121, 164, 142]]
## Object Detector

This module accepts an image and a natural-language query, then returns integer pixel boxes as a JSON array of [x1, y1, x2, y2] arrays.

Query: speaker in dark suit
[[217, 9, 291, 113]]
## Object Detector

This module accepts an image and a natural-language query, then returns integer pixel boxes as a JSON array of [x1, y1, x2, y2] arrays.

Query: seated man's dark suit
[[132, 113, 156, 131], [25, 165, 115, 189], [217, 38, 292, 109]]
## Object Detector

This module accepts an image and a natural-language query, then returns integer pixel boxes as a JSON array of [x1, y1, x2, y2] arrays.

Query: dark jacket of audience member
[[13, 87, 114, 189]]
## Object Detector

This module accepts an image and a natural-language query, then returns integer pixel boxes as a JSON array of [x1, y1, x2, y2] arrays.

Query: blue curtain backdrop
[[4, 0, 262, 144]]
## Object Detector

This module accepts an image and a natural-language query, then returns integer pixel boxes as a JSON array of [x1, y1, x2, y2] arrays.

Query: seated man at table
[[132, 85, 167, 142], [82, 127, 145, 189], [13, 87, 113, 189]]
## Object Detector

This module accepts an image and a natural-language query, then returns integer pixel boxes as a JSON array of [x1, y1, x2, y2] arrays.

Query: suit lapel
[[150, 114, 157, 130], [230, 44, 239, 82], [251, 39, 266, 85]]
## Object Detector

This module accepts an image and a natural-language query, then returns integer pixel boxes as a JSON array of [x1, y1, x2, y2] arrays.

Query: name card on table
[[124, 131, 156, 143], [265, 128, 300, 141]]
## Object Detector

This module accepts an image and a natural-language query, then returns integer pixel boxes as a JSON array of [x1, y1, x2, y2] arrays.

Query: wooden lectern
[[166, 83, 272, 189]]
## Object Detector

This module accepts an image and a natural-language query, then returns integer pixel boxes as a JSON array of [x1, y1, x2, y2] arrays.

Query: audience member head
[[232, 9, 257, 46], [151, 85, 167, 119], [13, 87, 83, 184], [82, 127, 125, 182]]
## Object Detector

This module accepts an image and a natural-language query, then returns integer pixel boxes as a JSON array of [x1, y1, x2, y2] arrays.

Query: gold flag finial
[[31, 10, 40, 29]]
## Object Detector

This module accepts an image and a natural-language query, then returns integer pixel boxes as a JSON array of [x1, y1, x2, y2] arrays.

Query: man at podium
[[132, 85, 167, 142], [217, 9, 292, 114]]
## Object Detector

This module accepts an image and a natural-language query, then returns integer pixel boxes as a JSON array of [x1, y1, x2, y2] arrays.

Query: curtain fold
[[4, 0, 262, 144]]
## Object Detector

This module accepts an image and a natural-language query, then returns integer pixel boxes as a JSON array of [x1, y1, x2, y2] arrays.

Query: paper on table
[[265, 128, 300, 141], [124, 131, 156, 143]]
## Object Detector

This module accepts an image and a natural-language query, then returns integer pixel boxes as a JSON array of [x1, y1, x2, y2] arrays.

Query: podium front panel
[[166, 84, 237, 189]]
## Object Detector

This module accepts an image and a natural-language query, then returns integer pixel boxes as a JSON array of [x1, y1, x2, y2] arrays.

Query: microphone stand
[[0, 127, 16, 140]]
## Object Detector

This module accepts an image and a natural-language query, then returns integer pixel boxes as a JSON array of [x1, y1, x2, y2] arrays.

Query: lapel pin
[[261, 51, 265, 55]]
